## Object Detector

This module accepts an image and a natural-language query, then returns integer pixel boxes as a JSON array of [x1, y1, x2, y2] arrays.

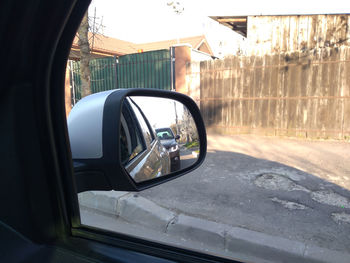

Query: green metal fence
[[117, 49, 172, 90], [70, 49, 172, 104], [70, 57, 117, 102]]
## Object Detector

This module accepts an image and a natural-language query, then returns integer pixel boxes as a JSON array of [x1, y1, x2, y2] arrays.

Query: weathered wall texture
[[185, 61, 201, 103], [192, 47, 350, 139], [247, 15, 350, 56], [175, 46, 192, 94], [175, 46, 212, 95]]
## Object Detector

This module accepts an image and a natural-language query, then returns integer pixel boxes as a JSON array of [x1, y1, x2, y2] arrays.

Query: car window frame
[[45, 1, 240, 262], [1, 0, 225, 262], [8, 0, 347, 262]]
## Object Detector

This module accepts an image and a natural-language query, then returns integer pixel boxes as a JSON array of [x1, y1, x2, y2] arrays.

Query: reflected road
[[179, 146, 197, 169]]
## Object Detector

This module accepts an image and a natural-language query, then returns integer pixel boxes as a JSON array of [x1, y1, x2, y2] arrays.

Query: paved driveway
[[206, 134, 350, 190], [140, 134, 350, 253]]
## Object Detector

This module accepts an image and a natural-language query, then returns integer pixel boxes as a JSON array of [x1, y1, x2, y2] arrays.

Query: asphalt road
[[139, 134, 350, 253], [179, 146, 198, 169], [80, 134, 350, 257]]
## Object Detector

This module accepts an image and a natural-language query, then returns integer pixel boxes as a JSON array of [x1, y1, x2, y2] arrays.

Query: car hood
[[159, 139, 177, 148]]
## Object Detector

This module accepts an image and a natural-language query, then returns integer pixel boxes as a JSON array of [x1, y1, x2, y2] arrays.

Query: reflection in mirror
[[120, 96, 200, 183]]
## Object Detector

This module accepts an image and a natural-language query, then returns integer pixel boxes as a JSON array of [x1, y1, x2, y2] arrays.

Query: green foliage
[[184, 140, 199, 149]]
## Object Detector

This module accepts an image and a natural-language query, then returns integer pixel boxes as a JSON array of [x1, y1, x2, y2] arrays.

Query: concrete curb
[[116, 193, 176, 232], [167, 214, 226, 250], [79, 191, 350, 263]]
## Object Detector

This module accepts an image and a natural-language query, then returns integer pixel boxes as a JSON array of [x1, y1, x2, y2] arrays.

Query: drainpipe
[[170, 46, 176, 91], [114, 55, 118, 89]]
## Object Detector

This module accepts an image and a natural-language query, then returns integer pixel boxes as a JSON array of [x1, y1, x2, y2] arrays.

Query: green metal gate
[[116, 49, 172, 90], [70, 49, 173, 104], [70, 57, 117, 102]]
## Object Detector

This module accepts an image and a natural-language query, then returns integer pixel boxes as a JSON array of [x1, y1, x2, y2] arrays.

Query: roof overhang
[[210, 16, 247, 37], [69, 44, 125, 60]]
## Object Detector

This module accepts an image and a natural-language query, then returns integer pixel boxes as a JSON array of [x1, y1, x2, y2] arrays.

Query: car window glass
[[121, 102, 144, 164], [69, 2, 350, 262], [156, 128, 175, 140], [128, 99, 154, 145], [120, 119, 130, 163]]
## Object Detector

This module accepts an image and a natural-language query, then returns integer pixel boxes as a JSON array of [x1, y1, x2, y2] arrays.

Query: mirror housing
[[175, 134, 180, 140], [68, 88, 206, 193]]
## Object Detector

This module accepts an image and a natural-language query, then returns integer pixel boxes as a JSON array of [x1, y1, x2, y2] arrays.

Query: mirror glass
[[120, 96, 199, 183]]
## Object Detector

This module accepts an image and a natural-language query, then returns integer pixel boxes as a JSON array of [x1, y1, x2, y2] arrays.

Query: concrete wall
[[185, 50, 212, 104], [174, 46, 192, 94], [190, 46, 350, 140], [186, 61, 201, 104], [247, 15, 350, 56], [176, 46, 213, 102]]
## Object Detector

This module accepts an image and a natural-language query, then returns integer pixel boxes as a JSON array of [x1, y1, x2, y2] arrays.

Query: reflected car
[[120, 98, 171, 183], [155, 128, 181, 172]]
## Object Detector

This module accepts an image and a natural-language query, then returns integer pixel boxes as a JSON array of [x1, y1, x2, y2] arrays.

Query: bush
[[184, 141, 199, 149]]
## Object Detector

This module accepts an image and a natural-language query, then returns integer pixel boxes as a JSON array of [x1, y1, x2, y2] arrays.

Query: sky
[[88, 0, 350, 56], [131, 96, 185, 128], [89, 0, 227, 43]]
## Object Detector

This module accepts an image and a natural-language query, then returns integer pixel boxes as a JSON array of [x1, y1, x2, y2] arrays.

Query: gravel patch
[[254, 173, 309, 192], [310, 190, 350, 208], [271, 197, 308, 210], [331, 213, 350, 224]]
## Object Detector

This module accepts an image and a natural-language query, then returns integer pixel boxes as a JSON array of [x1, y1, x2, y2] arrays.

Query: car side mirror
[[67, 88, 206, 193]]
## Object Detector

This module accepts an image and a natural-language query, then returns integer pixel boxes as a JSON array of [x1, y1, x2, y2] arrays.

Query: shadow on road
[[141, 150, 350, 253]]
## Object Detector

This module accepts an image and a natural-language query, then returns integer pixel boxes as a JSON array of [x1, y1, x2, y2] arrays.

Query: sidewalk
[[79, 190, 350, 263]]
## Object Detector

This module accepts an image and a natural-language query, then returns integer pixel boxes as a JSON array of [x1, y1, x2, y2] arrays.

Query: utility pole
[[91, 7, 97, 52]]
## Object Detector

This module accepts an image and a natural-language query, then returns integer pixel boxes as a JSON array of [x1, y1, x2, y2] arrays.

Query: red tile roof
[[71, 34, 213, 58], [71, 33, 137, 57], [135, 35, 213, 55]]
